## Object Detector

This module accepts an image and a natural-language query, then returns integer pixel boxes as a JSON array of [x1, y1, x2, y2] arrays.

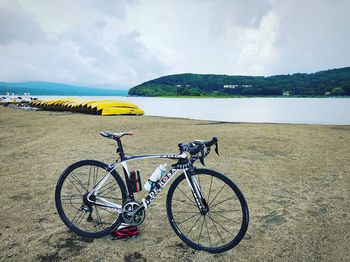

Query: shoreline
[[12, 96, 350, 125], [4, 105, 350, 126], [3, 104, 350, 126], [30, 94, 350, 98]]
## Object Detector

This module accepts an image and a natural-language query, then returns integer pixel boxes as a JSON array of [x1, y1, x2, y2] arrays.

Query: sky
[[0, 0, 349, 88]]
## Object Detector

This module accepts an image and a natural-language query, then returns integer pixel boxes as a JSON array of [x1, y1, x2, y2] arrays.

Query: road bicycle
[[55, 131, 249, 253]]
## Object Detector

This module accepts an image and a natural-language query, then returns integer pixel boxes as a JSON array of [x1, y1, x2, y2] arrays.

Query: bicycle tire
[[55, 160, 127, 238], [166, 168, 249, 253]]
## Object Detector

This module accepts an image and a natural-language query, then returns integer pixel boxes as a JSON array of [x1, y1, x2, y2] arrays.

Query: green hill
[[128, 67, 350, 97]]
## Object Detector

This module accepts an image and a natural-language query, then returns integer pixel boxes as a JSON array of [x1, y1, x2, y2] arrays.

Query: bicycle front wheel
[[166, 169, 249, 253], [55, 160, 127, 238]]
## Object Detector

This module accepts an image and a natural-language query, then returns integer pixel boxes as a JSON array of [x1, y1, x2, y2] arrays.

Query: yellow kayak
[[27, 98, 144, 116], [99, 106, 144, 116]]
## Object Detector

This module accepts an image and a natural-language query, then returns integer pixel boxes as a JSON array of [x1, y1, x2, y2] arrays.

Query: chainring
[[121, 201, 146, 226]]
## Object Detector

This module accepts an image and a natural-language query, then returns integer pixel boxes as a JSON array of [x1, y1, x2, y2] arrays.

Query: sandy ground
[[0, 106, 349, 262]]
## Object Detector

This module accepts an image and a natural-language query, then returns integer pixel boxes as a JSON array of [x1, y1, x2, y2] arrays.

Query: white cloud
[[270, 0, 350, 73], [0, 1, 46, 44], [0, 0, 349, 87]]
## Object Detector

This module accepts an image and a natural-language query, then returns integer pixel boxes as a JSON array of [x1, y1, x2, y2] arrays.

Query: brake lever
[[215, 142, 219, 155], [199, 147, 205, 166]]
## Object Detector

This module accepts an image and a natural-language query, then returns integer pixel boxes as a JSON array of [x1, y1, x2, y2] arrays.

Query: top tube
[[120, 153, 186, 162]]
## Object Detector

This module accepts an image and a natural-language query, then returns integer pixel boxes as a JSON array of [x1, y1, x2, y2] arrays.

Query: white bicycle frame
[[86, 152, 202, 213]]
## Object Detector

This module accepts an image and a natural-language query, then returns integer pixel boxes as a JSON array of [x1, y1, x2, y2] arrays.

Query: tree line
[[128, 67, 350, 97]]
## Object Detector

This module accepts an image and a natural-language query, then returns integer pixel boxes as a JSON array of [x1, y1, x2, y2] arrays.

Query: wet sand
[[0, 106, 349, 261]]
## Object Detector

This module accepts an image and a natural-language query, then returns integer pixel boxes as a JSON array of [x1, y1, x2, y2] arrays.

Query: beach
[[0, 106, 349, 261]]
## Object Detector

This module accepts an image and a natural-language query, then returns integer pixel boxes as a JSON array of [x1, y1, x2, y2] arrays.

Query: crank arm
[[127, 203, 146, 217]]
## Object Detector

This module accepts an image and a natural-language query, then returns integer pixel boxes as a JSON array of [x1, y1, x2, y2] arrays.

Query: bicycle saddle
[[100, 131, 133, 140]]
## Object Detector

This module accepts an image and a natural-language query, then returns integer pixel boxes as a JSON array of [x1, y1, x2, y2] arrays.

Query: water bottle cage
[[147, 179, 157, 190]]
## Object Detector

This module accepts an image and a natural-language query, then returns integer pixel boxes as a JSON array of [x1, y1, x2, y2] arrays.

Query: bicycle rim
[[55, 160, 127, 238], [166, 169, 249, 253]]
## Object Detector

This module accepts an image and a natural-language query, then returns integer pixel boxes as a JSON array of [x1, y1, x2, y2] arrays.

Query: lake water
[[37, 96, 350, 125]]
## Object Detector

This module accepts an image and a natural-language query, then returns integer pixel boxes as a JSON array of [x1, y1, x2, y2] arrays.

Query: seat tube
[[116, 139, 134, 199], [122, 164, 134, 200]]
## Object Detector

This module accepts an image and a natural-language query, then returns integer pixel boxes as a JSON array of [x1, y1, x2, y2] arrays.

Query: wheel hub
[[200, 198, 209, 215]]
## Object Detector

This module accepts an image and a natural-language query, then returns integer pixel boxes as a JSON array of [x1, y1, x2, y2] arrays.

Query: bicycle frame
[[86, 138, 204, 214]]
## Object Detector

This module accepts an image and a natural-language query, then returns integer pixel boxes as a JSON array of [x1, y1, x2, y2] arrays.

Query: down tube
[[142, 169, 180, 208]]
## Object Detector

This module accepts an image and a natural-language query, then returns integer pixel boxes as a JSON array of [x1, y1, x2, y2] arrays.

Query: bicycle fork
[[184, 169, 209, 215]]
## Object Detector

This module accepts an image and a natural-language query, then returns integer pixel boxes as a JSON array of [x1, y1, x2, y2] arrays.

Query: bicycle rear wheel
[[166, 168, 249, 253], [55, 160, 127, 238]]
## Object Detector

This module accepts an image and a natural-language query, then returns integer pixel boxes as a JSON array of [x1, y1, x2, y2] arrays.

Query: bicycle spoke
[[67, 177, 84, 195], [204, 216, 211, 247], [71, 172, 88, 192], [173, 211, 198, 214], [198, 216, 205, 244], [90, 213, 98, 230], [100, 185, 119, 197], [210, 210, 240, 223], [207, 176, 213, 203], [186, 214, 202, 235], [210, 209, 241, 213], [88, 166, 92, 191], [76, 211, 86, 226], [207, 214, 235, 237], [207, 214, 225, 244], [208, 184, 225, 206], [95, 207, 103, 230], [92, 166, 98, 189], [177, 186, 196, 206], [97, 180, 115, 195], [71, 209, 80, 221], [72, 209, 83, 224], [61, 195, 81, 199], [210, 196, 236, 209], [172, 198, 197, 207], [61, 200, 82, 205], [177, 212, 200, 225]]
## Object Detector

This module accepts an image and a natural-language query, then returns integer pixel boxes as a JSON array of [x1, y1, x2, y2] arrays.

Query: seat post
[[116, 139, 126, 160]]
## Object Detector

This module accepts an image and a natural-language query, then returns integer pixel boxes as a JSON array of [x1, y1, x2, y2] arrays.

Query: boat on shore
[[28, 98, 144, 116]]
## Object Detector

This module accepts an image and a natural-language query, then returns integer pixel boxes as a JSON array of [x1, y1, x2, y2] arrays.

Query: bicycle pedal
[[111, 226, 141, 240]]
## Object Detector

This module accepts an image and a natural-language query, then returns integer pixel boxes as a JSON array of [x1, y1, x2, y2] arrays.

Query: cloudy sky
[[0, 0, 349, 88]]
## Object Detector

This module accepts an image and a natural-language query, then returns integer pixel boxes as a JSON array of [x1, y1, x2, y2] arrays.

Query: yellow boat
[[27, 98, 144, 116], [29, 100, 40, 107], [99, 106, 144, 116], [91, 101, 139, 115], [84, 99, 127, 113]]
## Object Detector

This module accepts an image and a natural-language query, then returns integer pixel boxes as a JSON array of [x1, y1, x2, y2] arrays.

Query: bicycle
[[55, 131, 249, 253]]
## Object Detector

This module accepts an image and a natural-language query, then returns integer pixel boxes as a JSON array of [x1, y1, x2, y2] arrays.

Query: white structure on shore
[[223, 84, 252, 89], [0, 92, 37, 103]]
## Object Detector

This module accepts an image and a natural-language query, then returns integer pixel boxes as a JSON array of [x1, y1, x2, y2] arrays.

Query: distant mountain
[[0, 81, 128, 96], [129, 67, 350, 97]]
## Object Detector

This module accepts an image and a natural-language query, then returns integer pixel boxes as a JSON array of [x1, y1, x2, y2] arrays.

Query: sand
[[0, 106, 349, 261]]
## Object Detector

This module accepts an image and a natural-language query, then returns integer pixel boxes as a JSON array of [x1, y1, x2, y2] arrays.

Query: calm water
[[38, 96, 350, 125]]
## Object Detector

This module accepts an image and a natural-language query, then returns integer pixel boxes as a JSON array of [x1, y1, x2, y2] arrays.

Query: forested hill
[[128, 67, 350, 97]]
